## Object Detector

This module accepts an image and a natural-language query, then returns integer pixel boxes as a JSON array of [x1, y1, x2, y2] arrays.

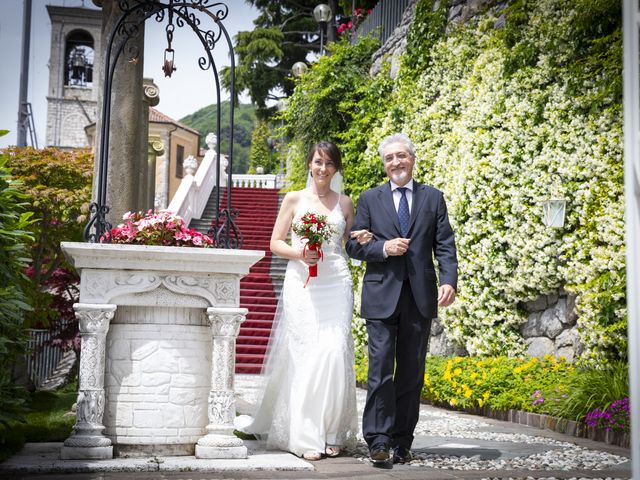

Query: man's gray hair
[[378, 133, 416, 161]]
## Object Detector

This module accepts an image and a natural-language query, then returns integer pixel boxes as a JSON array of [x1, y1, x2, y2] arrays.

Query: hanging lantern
[[542, 198, 567, 228]]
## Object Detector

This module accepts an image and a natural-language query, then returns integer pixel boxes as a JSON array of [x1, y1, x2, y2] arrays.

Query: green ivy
[[283, 0, 625, 363], [281, 35, 381, 191]]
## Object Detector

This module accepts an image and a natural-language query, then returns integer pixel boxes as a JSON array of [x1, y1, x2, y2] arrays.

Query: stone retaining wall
[[520, 291, 582, 361], [450, 402, 630, 449]]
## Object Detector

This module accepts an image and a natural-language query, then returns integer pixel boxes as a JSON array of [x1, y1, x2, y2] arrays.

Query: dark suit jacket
[[346, 180, 458, 320]]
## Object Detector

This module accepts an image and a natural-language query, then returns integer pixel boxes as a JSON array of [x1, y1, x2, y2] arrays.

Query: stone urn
[[59, 242, 263, 460]]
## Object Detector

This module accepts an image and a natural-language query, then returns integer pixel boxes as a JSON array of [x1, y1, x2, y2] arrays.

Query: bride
[[237, 141, 371, 460]]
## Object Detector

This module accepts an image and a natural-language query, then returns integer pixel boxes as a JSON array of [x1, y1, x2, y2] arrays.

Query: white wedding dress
[[237, 193, 358, 456]]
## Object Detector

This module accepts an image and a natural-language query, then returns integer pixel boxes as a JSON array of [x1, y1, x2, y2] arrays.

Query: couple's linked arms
[[346, 192, 411, 261]]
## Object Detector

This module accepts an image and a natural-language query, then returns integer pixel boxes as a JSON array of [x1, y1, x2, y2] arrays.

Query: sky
[[0, 0, 259, 149]]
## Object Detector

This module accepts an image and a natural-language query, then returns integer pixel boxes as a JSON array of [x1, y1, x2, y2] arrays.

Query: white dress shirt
[[390, 179, 414, 214], [382, 179, 414, 258]]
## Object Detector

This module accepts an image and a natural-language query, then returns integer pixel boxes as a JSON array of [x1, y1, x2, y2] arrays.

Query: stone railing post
[[195, 306, 247, 459], [61, 303, 116, 460]]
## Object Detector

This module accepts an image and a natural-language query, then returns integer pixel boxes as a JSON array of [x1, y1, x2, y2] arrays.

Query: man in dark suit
[[346, 133, 458, 466]]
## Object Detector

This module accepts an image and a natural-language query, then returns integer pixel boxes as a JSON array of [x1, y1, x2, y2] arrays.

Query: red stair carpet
[[218, 187, 280, 374]]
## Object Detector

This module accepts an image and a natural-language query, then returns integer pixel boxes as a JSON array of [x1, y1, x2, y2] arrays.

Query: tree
[[6, 147, 94, 350], [249, 119, 277, 173], [222, 0, 343, 119]]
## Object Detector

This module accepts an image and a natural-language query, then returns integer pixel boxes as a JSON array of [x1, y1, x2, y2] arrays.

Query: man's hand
[[438, 284, 456, 307], [384, 238, 410, 256]]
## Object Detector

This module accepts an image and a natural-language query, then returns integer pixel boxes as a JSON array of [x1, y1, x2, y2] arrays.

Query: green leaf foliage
[[0, 148, 33, 428], [6, 147, 93, 331], [356, 354, 628, 426], [249, 119, 278, 174], [221, 0, 331, 118], [0, 380, 77, 461], [281, 35, 381, 191], [284, 0, 624, 362]]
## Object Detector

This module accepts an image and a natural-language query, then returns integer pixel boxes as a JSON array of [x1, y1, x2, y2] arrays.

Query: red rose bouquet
[[292, 211, 335, 287]]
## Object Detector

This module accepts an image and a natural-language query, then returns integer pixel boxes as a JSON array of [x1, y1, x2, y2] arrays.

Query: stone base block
[[60, 445, 113, 460], [114, 443, 195, 457], [195, 444, 247, 459]]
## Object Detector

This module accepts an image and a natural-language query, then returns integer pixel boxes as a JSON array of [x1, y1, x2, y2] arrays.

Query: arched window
[[64, 29, 94, 87]]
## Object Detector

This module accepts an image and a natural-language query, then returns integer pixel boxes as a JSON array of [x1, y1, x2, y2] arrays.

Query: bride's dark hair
[[306, 141, 342, 172]]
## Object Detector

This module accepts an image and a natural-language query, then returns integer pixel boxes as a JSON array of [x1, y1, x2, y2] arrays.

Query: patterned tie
[[397, 187, 410, 237]]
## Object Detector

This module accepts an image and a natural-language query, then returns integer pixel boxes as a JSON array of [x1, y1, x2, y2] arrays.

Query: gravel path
[[236, 375, 630, 477]]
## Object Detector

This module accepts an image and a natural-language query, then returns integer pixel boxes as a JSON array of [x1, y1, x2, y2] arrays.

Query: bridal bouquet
[[108, 210, 213, 247], [292, 211, 335, 287]]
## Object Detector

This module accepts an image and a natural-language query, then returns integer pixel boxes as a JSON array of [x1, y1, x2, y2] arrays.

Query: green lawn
[[0, 381, 77, 462]]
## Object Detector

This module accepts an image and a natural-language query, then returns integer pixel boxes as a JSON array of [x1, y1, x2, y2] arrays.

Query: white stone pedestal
[[61, 304, 115, 460], [196, 307, 247, 459], [60, 242, 263, 459]]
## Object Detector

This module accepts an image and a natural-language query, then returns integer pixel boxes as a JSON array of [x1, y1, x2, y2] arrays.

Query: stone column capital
[[143, 78, 160, 107], [206, 307, 247, 338], [74, 303, 116, 334], [149, 138, 165, 156]]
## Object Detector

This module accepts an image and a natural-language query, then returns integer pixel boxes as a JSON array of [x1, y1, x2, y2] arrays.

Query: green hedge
[[0, 138, 34, 429]]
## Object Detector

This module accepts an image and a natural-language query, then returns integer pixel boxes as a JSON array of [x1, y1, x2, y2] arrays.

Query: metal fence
[[26, 327, 67, 388], [352, 0, 413, 46]]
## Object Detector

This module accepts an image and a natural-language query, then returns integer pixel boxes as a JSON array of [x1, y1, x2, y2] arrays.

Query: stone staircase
[[190, 187, 284, 374]]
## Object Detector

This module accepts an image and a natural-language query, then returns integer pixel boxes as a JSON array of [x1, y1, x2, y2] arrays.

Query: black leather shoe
[[393, 446, 412, 464], [369, 444, 390, 463]]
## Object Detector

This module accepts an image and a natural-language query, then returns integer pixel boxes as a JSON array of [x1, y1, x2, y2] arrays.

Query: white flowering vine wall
[[284, 0, 625, 363]]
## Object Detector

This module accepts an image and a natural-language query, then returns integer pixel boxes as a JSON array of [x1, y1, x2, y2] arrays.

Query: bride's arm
[[270, 191, 317, 265], [341, 195, 356, 244]]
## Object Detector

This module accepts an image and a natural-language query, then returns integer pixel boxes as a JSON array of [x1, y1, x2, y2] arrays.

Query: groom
[[346, 133, 458, 466]]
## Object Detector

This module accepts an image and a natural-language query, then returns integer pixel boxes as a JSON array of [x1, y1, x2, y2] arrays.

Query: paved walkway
[[0, 374, 631, 479]]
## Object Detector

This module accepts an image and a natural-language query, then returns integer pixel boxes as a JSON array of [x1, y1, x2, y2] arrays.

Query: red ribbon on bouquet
[[303, 242, 324, 288]]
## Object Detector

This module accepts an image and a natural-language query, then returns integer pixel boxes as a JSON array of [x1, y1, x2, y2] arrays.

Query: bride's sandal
[[302, 451, 323, 461], [325, 446, 341, 458]]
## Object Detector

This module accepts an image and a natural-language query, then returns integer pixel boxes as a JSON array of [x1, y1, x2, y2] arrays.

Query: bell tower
[[45, 5, 102, 148]]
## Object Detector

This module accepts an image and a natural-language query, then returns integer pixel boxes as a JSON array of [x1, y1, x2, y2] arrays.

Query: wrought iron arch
[[84, 0, 242, 249]]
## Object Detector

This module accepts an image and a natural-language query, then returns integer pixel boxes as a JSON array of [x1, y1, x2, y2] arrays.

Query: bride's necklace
[[309, 187, 330, 198]]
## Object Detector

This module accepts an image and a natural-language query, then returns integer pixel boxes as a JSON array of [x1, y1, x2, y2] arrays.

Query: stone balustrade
[[229, 173, 282, 189]]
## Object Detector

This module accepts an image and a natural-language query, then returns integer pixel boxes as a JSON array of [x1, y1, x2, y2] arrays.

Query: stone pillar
[[195, 307, 247, 459], [92, 0, 145, 225], [149, 138, 165, 210], [61, 303, 117, 460], [155, 130, 173, 209], [140, 79, 159, 212]]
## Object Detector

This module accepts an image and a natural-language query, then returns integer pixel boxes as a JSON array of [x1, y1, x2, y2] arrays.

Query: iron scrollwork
[[83, 202, 112, 243], [209, 207, 243, 249], [84, 0, 241, 249]]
